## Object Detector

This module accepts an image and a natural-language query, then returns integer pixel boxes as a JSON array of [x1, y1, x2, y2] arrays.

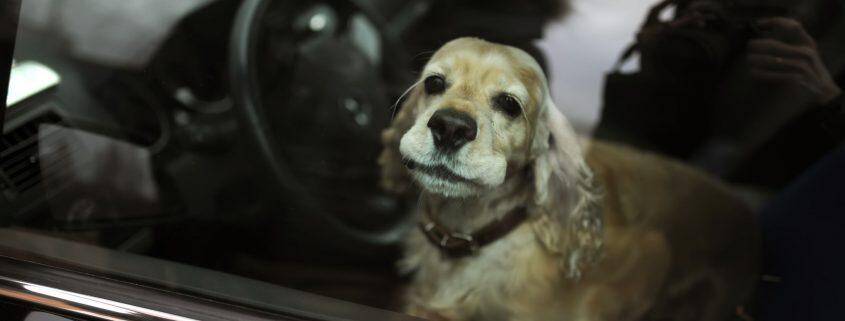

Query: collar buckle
[[421, 222, 480, 257]]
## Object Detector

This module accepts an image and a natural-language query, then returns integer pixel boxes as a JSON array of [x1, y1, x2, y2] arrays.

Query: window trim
[[0, 229, 419, 321]]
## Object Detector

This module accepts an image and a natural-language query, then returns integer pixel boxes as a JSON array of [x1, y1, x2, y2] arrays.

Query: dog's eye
[[493, 93, 522, 118], [424, 75, 446, 95]]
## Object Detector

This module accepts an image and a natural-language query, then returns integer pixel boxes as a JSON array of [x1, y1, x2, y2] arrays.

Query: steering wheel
[[229, 0, 425, 253]]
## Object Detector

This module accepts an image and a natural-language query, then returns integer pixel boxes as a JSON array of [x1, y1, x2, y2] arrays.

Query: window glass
[[2, 0, 843, 320]]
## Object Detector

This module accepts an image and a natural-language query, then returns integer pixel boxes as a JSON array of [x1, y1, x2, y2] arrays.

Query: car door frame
[[0, 229, 418, 321]]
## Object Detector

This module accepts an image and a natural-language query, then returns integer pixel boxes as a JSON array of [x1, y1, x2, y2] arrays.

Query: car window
[[2, 0, 844, 320]]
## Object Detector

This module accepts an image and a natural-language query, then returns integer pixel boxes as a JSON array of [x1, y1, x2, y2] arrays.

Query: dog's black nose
[[427, 108, 477, 153]]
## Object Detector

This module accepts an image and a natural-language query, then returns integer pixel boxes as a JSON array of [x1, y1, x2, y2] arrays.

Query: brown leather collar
[[419, 202, 529, 258]]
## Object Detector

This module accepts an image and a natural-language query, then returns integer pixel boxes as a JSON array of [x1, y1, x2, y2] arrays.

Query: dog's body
[[380, 38, 758, 321], [401, 141, 757, 321]]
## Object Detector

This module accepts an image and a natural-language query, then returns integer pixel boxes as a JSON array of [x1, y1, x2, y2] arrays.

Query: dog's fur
[[379, 38, 759, 321]]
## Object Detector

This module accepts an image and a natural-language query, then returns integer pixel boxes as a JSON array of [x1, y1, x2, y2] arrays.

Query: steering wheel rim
[[229, 0, 415, 248]]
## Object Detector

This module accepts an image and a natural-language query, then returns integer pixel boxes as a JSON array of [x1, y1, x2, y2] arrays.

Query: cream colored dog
[[379, 38, 758, 321]]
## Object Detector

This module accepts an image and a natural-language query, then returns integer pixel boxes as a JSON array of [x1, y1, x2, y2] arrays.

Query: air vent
[[1, 114, 63, 196]]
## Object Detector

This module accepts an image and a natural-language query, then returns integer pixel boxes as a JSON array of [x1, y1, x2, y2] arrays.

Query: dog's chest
[[413, 226, 553, 318]]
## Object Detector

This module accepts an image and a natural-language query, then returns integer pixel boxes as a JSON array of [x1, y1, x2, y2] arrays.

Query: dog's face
[[384, 38, 602, 277], [398, 38, 547, 197]]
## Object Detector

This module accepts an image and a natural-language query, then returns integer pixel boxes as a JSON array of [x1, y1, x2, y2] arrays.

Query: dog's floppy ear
[[530, 93, 603, 279], [378, 83, 423, 194]]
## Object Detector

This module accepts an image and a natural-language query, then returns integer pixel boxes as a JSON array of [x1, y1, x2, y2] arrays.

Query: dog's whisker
[[412, 50, 436, 61], [391, 79, 424, 120]]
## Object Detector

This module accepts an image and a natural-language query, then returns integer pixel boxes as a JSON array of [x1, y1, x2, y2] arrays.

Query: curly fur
[[379, 38, 759, 321]]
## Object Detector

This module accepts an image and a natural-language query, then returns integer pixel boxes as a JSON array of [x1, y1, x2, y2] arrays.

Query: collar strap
[[419, 205, 529, 258]]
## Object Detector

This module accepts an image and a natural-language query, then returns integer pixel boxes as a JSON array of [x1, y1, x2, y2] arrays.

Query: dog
[[378, 38, 759, 321]]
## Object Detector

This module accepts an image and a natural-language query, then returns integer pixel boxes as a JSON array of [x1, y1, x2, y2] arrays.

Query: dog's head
[[380, 38, 602, 277], [387, 38, 551, 197]]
